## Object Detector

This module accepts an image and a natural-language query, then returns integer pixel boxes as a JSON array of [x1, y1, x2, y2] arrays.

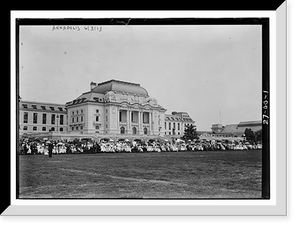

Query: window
[[173, 123, 175, 130], [33, 113, 38, 124], [106, 109, 108, 113], [178, 123, 180, 130], [71, 127, 74, 131], [106, 116, 108, 122], [22, 104, 28, 109], [81, 109, 83, 113], [58, 107, 63, 111], [76, 110, 78, 114], [60, 115, 64, 125], [144, 127, 148, 135], [132, 127, 137, 135], [33, 126, 37, 131], [81, 126, 83, 130], [23, 126, 27, 130], [96, 116, 99, 122], [42, 113, 47, 124], [76, 117, 78, 122], [95, 125, 99, 130], [96, 109, 99, 113], [50, 127, 55, 131], [169, 122, 171, 130], [42, 127, 46, 131], [60, 127, 63, 131], [143, 113, 149, 124], [51, 114, 55, 124], [81, 116, 83, 122], [120, 126, 125, 134], [49, 106, 55, 111], [31, 105, 37, 109], [41, 106, 46, 110], [76, 126, 78, 130], [23, 112, 28, 123]]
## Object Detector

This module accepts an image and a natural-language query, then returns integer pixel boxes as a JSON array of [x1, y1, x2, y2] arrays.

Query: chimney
[[90, 81, 97, 91]]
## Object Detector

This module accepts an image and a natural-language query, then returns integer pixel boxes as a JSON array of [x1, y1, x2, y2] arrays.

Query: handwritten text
[[52, 25, 102, 32], [262, 90, 269, 125]]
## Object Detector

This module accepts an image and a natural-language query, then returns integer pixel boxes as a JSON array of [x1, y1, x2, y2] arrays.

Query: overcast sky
[[19, 24, 262, 131]]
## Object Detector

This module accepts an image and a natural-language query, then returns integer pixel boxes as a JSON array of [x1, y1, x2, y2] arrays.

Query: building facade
[[65, 80, 167, 137], [164, 112, 195, 136], [19, 100, 68, 135]]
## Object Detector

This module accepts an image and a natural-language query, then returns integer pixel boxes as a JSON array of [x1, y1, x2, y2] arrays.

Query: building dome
[[91, 79, 149, 96]]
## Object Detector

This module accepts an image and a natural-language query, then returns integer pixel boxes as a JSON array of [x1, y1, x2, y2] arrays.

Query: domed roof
[[92, 79, 149, 96]]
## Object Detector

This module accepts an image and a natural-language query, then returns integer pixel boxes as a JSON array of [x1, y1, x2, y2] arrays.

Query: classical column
[[116, 107, 119, 133], [149, 112, 152, 135], [128, 110, 131, 135], [140, 111, 143, 135], [126, 110, 130, 135]]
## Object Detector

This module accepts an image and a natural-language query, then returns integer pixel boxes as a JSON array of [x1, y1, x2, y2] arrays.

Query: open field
[[18, 150, 262, 199]]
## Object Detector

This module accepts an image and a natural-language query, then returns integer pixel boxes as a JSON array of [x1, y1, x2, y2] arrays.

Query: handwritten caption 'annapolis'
[[52, 25, 102, 32]]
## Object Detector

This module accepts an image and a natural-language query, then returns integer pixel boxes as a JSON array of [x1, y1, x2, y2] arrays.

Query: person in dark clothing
[[48, 142, 53, 158]]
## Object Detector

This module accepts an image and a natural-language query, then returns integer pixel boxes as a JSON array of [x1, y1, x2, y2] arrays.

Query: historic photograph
[[17, 20, 263, 199]]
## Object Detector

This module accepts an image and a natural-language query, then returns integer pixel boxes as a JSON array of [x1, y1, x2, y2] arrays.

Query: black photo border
[[14, 17, 270, 201]]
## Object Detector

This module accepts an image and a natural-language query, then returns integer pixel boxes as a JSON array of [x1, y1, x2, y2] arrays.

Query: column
[[128, 110, 131, 135], [149, 112, 152, 135], [126, 110, 130, 135], [140, 111, 143, 135], [116, 107, 119, 133]]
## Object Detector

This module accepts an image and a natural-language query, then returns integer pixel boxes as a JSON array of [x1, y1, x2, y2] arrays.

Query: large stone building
[[65, 80, 167, 136], [19, 100, 68, 135], [19, 79, 195, 139]]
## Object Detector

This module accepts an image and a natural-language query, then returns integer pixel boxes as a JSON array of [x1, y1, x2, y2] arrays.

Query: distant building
[[165, 112, 195, 137], [197, 121, 262, 139], [211, 123, 223, 133]]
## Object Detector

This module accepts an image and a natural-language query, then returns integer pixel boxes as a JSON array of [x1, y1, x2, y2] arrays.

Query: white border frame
[[6, 4, 286, 215]]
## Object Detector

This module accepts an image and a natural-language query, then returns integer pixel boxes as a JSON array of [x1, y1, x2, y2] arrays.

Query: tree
[[254, 129, 262, 142], [244, 128, 255, 142], [182, 124, 199, 142]]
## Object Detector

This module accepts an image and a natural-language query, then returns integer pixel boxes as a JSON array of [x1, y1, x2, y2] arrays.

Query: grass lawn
[[18, 150, 262, 199]]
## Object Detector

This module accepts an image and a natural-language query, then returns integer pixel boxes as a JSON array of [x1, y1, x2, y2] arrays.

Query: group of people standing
[[19, 137, 262, 156]]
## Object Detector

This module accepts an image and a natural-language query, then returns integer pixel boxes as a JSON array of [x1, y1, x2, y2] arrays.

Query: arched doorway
[[132, 127, 137, 135], [120, 126, 125, 134], [143, 127, 148, 135]]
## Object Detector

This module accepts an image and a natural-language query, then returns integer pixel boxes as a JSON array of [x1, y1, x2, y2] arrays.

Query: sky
[[19, 24, 262, 131]]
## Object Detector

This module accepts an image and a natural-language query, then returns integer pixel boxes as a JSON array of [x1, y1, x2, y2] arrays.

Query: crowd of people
[[19, 137, 262, 155]]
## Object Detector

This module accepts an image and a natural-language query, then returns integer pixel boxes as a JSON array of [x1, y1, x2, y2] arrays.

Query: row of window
[[22, 126, 64, 131], [120, 126, 148, 135], [71, 109, 84, 116], [23, 112, 64, 125], [119, 111, 150, 123], [22, 104, 64, 111], [71, 126, 83, 131], [165, 132, 182, 135], [72, 116, 84, 123], [165, 122, 183, 131]]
